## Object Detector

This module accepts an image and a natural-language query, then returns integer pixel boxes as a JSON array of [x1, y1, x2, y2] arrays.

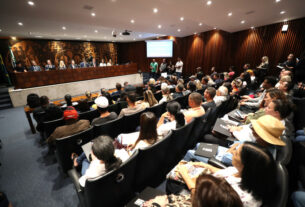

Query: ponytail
[[175, 111, 185, 128], [105, 156, 122, 172]]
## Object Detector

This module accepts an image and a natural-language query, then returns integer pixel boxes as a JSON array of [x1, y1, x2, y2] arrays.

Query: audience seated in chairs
[[176, 142, 277, 207], [183, 81, 196, 96], [214, 86, 229, 107], [77, 99, 91, 113], [172, 84, 184, 99], [85, 91, 93, 101], [111, 83, 123, 96], [159, 83, 173, 104], [33, 96, 50, 128], [183, 92, 205, 123], [157, 101, 185, 137], [115, 112, 160, 161], [202, 87, 217, 111], [71, 135, 122, 187], [187, 114, 285, 165], [47, 106, 90, 144], [118, 92, 145, 118], [145, 174, 242, 207], [91, 96, 117, 126], [230, 78, 243, 96], [136, 90, 158, 108], [61, 94, 78, 108]]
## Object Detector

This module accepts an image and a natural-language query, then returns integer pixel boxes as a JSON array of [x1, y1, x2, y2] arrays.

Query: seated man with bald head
[[183, 92, 205, 123]]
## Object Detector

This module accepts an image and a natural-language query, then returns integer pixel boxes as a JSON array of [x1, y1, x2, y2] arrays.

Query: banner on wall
[[0, 54, 12, 86]]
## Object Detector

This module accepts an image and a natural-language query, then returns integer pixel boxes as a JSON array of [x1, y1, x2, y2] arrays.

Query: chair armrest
[[208, 157, 227, 169], [68, 169, 82, 193]]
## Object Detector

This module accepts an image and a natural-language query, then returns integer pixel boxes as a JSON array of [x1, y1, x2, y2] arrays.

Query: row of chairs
[[67, 112, 212, 207]]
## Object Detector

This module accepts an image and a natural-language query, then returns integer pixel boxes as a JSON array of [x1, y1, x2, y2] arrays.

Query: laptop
[[194, 143, 218, 158], [126, 187, 165, 207], [212, 118, 233, 137]]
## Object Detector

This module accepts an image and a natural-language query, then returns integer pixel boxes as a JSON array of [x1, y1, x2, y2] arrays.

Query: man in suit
[[69, 59, 78, 69], [79, 58, 89, 68], [45, 59, 56, 71], [29, 60, 41, 72]]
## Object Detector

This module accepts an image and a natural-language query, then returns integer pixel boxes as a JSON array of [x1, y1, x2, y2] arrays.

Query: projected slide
[[146, 40, 173, 58]]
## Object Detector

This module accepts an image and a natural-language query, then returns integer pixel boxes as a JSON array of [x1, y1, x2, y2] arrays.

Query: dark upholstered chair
[[43, 118, 65, 139], [55, 126, 94, 173], [69, 150, 139, 207], [78, 109, 99, 123], [93, 117, 124, 139]]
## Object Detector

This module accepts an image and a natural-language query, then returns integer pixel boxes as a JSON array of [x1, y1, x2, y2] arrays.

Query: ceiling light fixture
[[91, 12, 96, 17], [62, 26, 66, 30], [251, 26, 255, 29], [199, 22, 202, 26], [194, 32, 197, 35], [228, 12, 232, 16], [284, 19, 288, 22], [0, 29, 2, 32], [130, 19, 135, 23], [94, 30, 98, 33], [35, 35, 42, 38], [11, 36, 16, 40], [158, 25, 162, 29], [177, 29, 181, 32], [139, 34, 142, 37], [275, 0, 281, 2], [133, 38, 136, 40], [28, 1, 34, 6], [280, 11, 286, 14], [153, 8, 158, 13], [282, 24, 288, 32], [241, 20, 245, 24], [18, 22, 23, 26], [180, 17, 184, 21], [214, 27, 217, 29], [207, 1, 212, 5]]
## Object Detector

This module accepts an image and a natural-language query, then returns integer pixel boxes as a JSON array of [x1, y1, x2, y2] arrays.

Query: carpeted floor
[[0, 107, 79, 207]]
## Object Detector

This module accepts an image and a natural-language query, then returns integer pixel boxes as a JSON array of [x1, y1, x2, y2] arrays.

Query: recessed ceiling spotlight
[[139, 34, 142, 37], [94, 30, 98, 33], [280, 11, 286, 14], [0, 29, 2, 32], [153, 8, 158, 13], [158, 25, 162, 29], [11, 36, 17, 40], [207, 1, 212, 5], [275, 0, 281, 2], [18, 22, 23, 26], [177, 29, 181, 32], [133, 38, 136, 40], [91, 12, 96, 17], [214, 27, 217, 29], [62, 26, 66, 30], [228, 12, 232, 16], [76, 37, 81, 40], [251, 26, 255, 29], [28, 1, 34, 6], [194, 32, 197, 35], [130, 19, 135, 23], [180, 17, 184, 21], [119, 32, 122, 35], [284, 19, 288, 22], [199, 22, 202, 26], [35, 35, 42, 38], [241, 20, 245, 24]]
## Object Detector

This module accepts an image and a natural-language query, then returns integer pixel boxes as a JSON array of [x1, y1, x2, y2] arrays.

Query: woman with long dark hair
[[157, 101, 185, 136], [72, 135, 122, 187]]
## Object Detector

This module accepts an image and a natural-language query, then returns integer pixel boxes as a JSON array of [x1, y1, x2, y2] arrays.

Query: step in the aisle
[[0, 103, 12, 110]]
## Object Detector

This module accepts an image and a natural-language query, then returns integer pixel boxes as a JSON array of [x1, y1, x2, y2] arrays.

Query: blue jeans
[[295, 130, 305, 142], [292, 191, 305, 207], [76, 152, 90, 175], [176, 72, 182, 78], [183, 143, 233, 166]]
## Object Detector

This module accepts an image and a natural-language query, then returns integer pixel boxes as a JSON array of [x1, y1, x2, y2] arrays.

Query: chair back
[[276, 135, 292, 165], [186, 113, 209, 149], [292, 97, 305, 130], [262, 164, 288, 207], [93, 117, 124, 139], [111, 94, 120, 102], [123, 109, 145, 133], [154, 92, 163, 102], [108, 102, 121, 115], [173, 94, 189, 109], [135, 132, 172, 191], [43, 118, 65, 138], [78, 109, 99, 123], [163, 120, 195, 173], [84, 151, 138, 207], [146, 102, 166, 118], [55, 126, 94, 173]]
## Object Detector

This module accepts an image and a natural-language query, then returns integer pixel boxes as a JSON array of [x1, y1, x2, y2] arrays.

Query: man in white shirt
[[175, 57, 183, 78]]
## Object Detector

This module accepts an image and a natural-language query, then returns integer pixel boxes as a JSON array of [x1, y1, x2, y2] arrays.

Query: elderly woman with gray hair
[[213, 86, 229, 106]]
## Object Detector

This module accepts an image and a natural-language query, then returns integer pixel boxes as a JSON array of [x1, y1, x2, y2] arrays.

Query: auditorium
[[0, 0, 305, 206]]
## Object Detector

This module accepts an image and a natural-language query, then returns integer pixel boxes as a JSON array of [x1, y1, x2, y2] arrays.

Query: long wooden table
[[12, 63, 138, 89]]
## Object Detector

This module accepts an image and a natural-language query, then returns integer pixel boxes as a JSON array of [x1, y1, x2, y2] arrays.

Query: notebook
[[126, 187, 165, 207], [81, 142, 93, 160], [194, 143, 218, 158], [212, 118, 233, 137], [228, 109, 246, 122]]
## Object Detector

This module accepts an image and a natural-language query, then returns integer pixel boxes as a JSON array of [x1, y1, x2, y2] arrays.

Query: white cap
[[94, 96, 109, 108]]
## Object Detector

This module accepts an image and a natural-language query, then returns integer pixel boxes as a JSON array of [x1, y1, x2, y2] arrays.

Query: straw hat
[[251, 115, 286, 146]]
